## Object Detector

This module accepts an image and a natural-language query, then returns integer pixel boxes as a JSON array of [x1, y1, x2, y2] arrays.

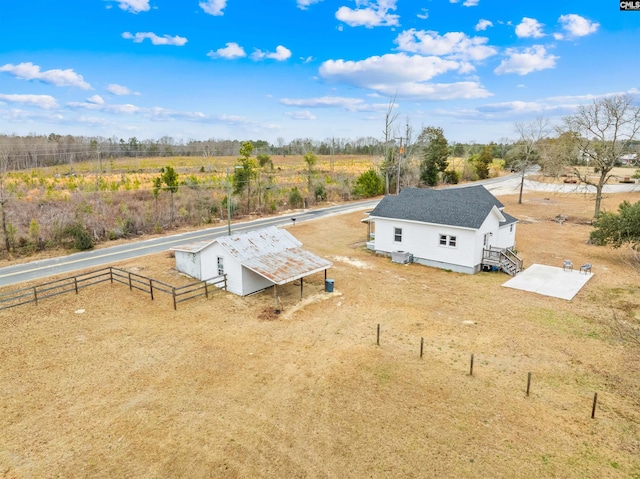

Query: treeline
[[0, 133, 521, 172]]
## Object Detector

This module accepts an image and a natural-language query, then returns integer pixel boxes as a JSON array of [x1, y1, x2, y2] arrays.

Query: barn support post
[[273, 284, 279, 312], [300, 277, 303, 299], [324, 269, 327, 280]]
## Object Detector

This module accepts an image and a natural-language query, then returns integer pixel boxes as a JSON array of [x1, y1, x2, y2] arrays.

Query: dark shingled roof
[[369, 185, 517, 229]]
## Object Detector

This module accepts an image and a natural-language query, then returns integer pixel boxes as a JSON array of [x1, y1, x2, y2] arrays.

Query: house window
[[217, 256, 224, 276], [394, 227, 402, 242], [439, 234, 457, 247]]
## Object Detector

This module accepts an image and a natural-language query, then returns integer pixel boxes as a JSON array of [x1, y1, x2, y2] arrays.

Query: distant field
[[1, 190, 639, 478]]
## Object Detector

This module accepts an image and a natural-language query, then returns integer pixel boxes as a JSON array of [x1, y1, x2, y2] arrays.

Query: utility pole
[[395, 137, 404, 194]]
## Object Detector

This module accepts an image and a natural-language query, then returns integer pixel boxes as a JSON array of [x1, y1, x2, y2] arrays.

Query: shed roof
[[369, 185, 515, 229], [172, 226, 332, 285]]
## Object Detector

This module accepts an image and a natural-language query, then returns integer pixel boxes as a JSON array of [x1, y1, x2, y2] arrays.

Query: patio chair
[[563, 259, 573, 271], [580, 263, 592, 274]]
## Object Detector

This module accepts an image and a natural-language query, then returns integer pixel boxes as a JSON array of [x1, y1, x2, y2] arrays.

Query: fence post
[[109, 267, 113, 284], [420, 337, 424, 359], [33, 286, 38, 305], [591, 392, 598, 419], [172, 287, 177, 310], [469, 354, 474, 376], [376, 323, 380, 346], [526, 372, 532, 397], [204, 281, 209, 299], [74, 276, 79, 294], [128, 272, 132, 291], [149, 279, 154, 300]]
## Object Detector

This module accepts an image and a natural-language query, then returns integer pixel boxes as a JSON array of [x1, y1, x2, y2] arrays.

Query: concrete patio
[[502, 263, 594, 301]]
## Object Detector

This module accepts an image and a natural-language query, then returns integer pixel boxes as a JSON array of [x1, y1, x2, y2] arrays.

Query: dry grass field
[[1, 190, 640, 478]]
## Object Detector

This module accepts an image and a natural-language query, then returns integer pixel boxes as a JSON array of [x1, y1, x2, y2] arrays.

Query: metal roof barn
[[171, 226, 332, 296]]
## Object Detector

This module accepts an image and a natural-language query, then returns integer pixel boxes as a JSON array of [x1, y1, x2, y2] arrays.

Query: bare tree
[[510, 117, 550, 204], [382, 94, 399, 195], [0, 144, 11, 251], [562, 94, 640, 217]]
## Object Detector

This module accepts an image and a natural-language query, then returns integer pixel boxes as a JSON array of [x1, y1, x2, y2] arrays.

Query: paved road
[[3, 171, 638, 287], [0, 199, 379, 287]]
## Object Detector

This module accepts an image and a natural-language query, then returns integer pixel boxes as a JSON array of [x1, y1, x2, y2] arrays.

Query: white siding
[[241, 267, 274, 296], [495, 223, 517, 250], [372, 218, 478, 270], [205, 243, 244, 295], [175, 250, 201, 279]]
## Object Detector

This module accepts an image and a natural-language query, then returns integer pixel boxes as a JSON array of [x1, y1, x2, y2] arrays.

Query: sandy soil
[[1, 191, 639, 478]]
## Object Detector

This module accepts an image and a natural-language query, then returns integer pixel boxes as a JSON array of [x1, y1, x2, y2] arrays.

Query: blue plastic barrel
[[325, 279, 335, 293]]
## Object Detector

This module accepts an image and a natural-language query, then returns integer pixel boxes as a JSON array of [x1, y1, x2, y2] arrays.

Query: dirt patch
[[1, 191, 640, 478]]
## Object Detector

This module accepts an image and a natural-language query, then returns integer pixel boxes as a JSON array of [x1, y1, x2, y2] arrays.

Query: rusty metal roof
[[172, 226, 332, 285], [217, 226, 332, 285]]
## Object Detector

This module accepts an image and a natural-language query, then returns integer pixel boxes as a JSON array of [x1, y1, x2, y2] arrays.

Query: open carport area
[[502, 263, 594, 300]]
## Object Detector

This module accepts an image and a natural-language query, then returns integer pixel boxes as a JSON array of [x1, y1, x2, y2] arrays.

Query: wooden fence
[[0, 267, 227, 312]]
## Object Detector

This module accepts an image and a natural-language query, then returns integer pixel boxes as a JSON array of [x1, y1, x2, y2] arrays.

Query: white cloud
[[395, 30, 497, 61], [297, 0, 323, 9], [301, 56, 314, 63], [199, 0, 226, 16], [557, 14, 599, 38], [107, 83, 140, 95], [515, 17, 545, 38], [86, 95, 105, 105], [207, 42, 246, 59], [251, 45, 292, 61], [66, 100, 142, 114], [320, 53, 459, 85], [280, 96, 390, 112], [0, 94, 59, 109], [463, 0, 479, 6], [122, 32, 188, 46], [494, 45, 558, 75], [0, 62, 91, 90], [319, 53, 491, 99], [417, 8, 428, 20], [475, 19, 493, 31], [111, 0, 150, 13], [335, 0, 400, 28], [149, 107, 206, 121], [285, 110, 317, 120]]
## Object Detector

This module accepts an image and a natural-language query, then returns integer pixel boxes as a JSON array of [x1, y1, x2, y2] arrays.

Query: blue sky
[[1, 0, 637, 145]]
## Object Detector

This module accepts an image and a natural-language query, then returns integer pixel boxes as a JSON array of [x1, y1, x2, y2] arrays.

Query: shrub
[[353, 169, 383, 197], [314, 184, 327, 202], [62, 222, 93, 250], [289, 188, 304, 208]]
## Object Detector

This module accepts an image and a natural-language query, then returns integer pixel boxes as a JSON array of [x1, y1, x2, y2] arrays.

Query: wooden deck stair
[[482, 247, 523, 276]]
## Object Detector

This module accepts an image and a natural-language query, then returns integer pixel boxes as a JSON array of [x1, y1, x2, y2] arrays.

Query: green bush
[[289, 187, 304, 208], [63, 222, 94, 250], [314, 184, 327, 201], [353, 169, 383, 197]]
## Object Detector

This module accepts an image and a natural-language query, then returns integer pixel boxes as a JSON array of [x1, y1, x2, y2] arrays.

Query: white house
[[364, 185, 521, 275], [171, 226, 332, 296]]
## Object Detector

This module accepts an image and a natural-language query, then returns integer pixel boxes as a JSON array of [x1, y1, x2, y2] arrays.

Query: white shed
[[171, 226, 332, 296]]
